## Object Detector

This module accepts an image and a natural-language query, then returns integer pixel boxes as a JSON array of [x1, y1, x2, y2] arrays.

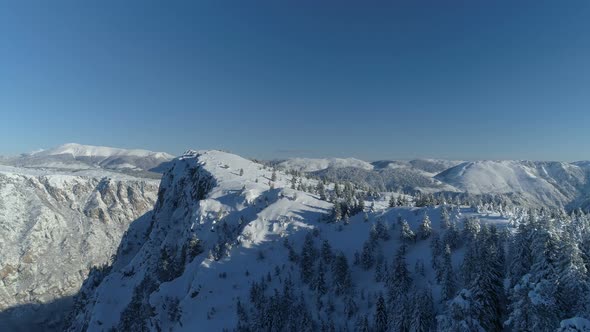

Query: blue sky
[[2, 1, 590, 161]]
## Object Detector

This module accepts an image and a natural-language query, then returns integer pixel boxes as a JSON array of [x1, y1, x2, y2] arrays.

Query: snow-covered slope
[[66, 150, 511, 331], [0, 166, 160, 331], [277, 157, 374, 172], [435, 161, 587, 207], [280, 156, 590, 209], [6, 143, 173, 173]]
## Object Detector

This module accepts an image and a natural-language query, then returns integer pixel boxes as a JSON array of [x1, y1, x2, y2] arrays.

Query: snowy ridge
[[5, 143, 173, 173], [66, 150, 515, 331], [277, 157, 374, 172], [435, 160, 587, 207], [31, 143, 173, 160]]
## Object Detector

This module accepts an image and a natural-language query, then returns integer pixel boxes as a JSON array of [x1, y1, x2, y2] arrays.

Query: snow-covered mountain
[[64, 150, 513, 331], [279, 156, 590, 209], [435, 160, 588, 208], [0, 146, 166, 331], [6, 143, 173, 174], [277, 157, 374, 172]]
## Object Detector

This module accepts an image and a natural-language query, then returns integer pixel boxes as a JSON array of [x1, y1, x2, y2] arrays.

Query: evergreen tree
[[389, 195, 397, 208], [410, 288, 434, 332], [400, 220, 416, 243], [441, 206, 451, 229], [300, 232, 317, 284], [374, 293, 388, 332], [419, 213, 432, 239], [361, 240, 375, 270], [333, 252, 353, 295], [387, 246, 413, 332], [321, 239, 333, 265], [441, 245, 456, 301], [437, 289, 485, 332]]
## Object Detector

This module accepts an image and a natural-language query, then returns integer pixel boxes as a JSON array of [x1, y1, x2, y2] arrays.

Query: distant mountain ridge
[[278, 157, 590, 209], [3, 143, 173, 174]]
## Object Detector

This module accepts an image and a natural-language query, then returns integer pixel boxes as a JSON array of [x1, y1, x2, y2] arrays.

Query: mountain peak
[[33, 143, 174, 159]]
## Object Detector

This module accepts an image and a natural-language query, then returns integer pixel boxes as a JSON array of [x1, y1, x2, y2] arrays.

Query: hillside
[[65, 150, 520, 331], [279, 157, 590, 210], [0, 145, 169, 331]]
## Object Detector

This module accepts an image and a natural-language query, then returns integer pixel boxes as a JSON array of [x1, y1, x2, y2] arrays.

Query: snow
[[435, 160, 587, 206], [559, 317, 590, 332], [0, 163, 160, 331], [32, 143, 174, 159], [67, 149, 512, 332], [278, 157, 374, 172]]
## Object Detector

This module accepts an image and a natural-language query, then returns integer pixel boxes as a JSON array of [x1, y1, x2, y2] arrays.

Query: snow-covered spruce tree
[[430, 232, 444, 283], [332, 252, 353, 296], [441, 206, 451, 230], [320, 239, 333, 265], [508, 221, 533, 287], [361, 240, 376, 270], [419, 213, 433, 240], [556, 225, 589, 318], [441, 244, 456, 301], [300, 232, 317, 284], [235, 298, 250, 332], [410, 288, 435, 332], [389, 195, 397, 208], [443, 220, 460, 250], [374, 293, 388, 332], [467, 225, 505, 332], [375, 218, 391, 241], [118, 276, 158, 331], [437, 289, 485, 332], [462, 216, 480, 244], [506, 225, 561, 331], [387, 246, 413, 332], [400, 219, 416, 243]]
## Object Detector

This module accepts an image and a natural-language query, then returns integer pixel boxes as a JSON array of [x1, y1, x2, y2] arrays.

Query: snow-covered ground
[[0, 147, 166, 331], [66, 150, 517, 331], [3, 143, 173, 173]]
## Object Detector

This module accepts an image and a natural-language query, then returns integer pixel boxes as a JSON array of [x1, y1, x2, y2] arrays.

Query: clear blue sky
[[2, 1, 590, 161]]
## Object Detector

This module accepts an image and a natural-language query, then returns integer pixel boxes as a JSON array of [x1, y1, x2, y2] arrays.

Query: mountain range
[[1, 144, 589, 331]]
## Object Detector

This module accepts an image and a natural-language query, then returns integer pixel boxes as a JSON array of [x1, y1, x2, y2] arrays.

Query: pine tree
[[300, 233, 317, 284], [441, 206, 451, 229], [389, 195, 396, 208], [468, 236, 504, 332], [333, 202, 342, 222], [400, 220, 416, 243], [333, 252, 353, 295], [410, 288, 434, 332], [316, 181, 327, 201], [315, 261, 327, 295], [387, 246, 413, 332], [443, 220, 460, 249], [441, 245, 456, 301], [321, 239, 333, 265], [374, 293, 388, 332], [419, 213, 432, 239], [236, 298, 250, 332], [438, 289, 485, 332], [462, 217, 480, 243], [361, 240, 375, 270]]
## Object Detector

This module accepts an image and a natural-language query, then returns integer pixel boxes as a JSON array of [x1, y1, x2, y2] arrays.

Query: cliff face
[[0, 167, 159, 330]]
